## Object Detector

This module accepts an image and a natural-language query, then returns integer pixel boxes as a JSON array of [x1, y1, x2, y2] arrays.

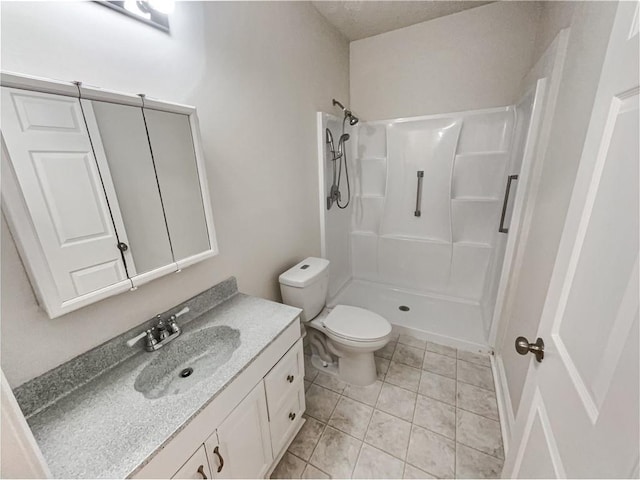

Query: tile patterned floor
[[271, 333, 504, 479]]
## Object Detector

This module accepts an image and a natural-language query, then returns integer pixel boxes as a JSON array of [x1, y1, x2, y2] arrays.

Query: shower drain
[[180, 367, 194, 378], [398, 305, 410, 312]]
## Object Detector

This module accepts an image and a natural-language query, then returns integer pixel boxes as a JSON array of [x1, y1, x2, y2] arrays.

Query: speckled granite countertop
[[16, 279, 301, 479]]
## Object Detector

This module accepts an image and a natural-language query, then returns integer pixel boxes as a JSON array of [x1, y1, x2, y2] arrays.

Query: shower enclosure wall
[[319, 97, 538, 350]]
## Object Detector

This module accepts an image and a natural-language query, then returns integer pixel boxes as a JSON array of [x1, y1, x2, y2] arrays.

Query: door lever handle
[[515, 336, 544, 362]]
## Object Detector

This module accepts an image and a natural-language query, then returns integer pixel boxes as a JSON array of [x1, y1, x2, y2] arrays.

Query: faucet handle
[[126, 331, 147, 348], [144, 329, 158, 351], [167, 307, 188, 335], [168, 318, 181, 335], [173, 306, 189, 319]]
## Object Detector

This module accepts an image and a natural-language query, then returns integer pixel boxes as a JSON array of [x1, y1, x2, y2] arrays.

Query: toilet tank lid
[[279, 257, 329, 288]]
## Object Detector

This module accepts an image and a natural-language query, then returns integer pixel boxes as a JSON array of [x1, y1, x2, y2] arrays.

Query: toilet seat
[[322, 305, 391, 343]]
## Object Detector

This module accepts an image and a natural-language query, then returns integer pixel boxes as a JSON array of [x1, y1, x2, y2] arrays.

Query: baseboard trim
[[492, 354, 515, 455], [391, 324, 490, 353]]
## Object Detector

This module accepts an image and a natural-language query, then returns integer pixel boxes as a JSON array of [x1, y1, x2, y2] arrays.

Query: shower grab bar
[[499, 174, 519, 233], [414, 170, 424, 217]]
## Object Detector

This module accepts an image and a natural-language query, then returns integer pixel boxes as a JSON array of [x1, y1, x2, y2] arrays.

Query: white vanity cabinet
[[136, 325, 305, 480], [0, 72, 218, 318], [173, 382, 272, 480], [204, 382, 273, 479]]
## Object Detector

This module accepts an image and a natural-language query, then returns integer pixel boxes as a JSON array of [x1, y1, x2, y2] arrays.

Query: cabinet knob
[[117, 242, 129, 252], [287, 374, 294, 383], [289, 412, 296, 421]]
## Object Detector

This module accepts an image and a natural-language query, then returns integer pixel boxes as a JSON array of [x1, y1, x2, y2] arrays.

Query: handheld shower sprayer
[[339, 133, 350, 143], [326, 100, 359, 210], [326, 128, 336, 155]]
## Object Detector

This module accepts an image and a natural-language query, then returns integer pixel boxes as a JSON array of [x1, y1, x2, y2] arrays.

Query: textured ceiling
[[312, 1, 493, 41]]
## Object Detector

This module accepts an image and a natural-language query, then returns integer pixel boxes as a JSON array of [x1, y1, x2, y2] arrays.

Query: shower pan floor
[[328, 279, 488, 352]]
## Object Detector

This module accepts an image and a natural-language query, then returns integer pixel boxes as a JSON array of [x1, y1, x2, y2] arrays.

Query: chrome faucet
[[127, 306, 189, 351]]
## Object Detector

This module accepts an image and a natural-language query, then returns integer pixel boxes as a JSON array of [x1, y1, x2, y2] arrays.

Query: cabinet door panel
[[171, 445, 211, 480], [83, 100, 174, 274], [1, 87, 128, 301], [206, 382, 273, 479], [143, 109, 210, 262]]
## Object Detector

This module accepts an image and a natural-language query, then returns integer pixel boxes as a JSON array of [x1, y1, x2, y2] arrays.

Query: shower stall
[[318, 88, 544, 350]]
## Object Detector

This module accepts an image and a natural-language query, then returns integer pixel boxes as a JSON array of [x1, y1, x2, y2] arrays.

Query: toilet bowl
[[279, 257, 392, 386]]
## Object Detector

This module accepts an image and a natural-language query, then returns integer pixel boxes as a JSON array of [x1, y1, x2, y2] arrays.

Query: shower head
[[339, 133, 350, 143], [332, 98, 359, 126]]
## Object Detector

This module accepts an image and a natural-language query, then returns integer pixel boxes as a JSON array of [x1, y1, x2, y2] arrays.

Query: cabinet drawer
[[269, 384, 306, 456], [264, 339, 304, 414], [171, 445, 211, 479]]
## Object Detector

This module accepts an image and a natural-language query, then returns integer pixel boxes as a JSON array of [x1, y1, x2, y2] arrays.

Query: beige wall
[[0, 1, 349, 387], [349, 1, 540, 121], [498, 1, 618, 416]]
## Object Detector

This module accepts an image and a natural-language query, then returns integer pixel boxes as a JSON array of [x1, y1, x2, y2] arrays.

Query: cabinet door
[[143, 108, 211, 264], [205, 382, 273, 479], [0, 87, 129, 307], [82, 100, 175, 276], [171, 445, 211, 480]]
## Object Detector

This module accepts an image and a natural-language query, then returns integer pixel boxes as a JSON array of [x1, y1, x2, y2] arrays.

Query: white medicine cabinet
[[1, 72, 218, 318]]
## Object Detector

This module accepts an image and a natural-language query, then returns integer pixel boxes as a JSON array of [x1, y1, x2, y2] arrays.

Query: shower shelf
[[454, 241, 493, 249], [451, 197, 501, 202], [454, 150, 509, 158], [378, 234, 450, 245], [356, 194, 385, 199]]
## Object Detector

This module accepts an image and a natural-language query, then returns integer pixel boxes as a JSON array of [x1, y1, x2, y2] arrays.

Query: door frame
[[489, 29, 570, 452]]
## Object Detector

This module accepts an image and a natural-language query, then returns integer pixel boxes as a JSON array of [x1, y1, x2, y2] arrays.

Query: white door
[[1, 87, 129, 303], [205, 382, 273, 479], [503, 2, 639, 477], [1, 371, 51, 479]]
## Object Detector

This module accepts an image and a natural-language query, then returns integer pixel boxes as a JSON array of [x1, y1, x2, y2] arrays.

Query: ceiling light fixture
[[97, 1, 173, 32]]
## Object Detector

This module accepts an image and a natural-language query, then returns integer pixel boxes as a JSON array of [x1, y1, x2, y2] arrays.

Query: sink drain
[[180, 367, 194, 378], [399, 305, 410, 312]]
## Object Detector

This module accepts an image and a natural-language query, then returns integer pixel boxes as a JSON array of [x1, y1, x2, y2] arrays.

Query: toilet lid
[[323, 305, 391, 342]]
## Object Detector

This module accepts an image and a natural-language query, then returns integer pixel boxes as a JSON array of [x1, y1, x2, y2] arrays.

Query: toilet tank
[[279, 257, 329, 322]]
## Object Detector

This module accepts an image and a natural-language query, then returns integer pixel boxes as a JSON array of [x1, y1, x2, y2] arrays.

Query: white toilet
[[279, 257, 392, 386]]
